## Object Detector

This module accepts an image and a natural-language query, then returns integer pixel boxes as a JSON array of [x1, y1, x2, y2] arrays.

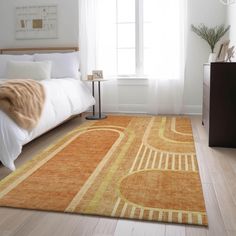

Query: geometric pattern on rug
[[0, 116, 208, 226]]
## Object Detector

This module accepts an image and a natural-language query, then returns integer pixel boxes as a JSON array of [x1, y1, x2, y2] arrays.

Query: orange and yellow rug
[[0, 116, 207, 226]]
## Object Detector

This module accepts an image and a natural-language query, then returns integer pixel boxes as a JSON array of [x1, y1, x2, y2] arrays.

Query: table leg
[[92, 81, 95, 116], [98, 81, 101, 118], [85, 80, 107, 120]]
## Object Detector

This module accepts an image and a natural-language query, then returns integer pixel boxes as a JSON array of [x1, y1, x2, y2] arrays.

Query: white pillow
[[0, 54, 34, 78], [6, 61, 52, 80], [34, 51, 80, 79]]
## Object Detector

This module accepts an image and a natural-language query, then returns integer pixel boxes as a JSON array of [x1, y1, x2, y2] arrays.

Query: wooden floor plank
[[200, 145, 236, 232], [0, 208, 33, 233], [210, 171, 236, 231], [0, 231, 11, 236], [190, 118, 211, 184], [166, 225, 185, 236], [229, 153, 236, 176], [185, 226, 207, 236], [51, 213, 91, 236], [25, 213, 70, 236], [71, 215, 100, 236], [49, 214, 87, 236], [227, 230, 236, 236], [0, 208, 21, 223], [114, 220, 165, 236], [194, 142, 212, 184], [10, 211, 47, 236], [202, 184, 227, 236], [93, 218, 118, 236], [212, 148, 236, 206]]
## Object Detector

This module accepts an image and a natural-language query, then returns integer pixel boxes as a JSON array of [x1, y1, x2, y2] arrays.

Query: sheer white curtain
[[146, 0, 187, 114], [78, 0, 97, 79], [79, 0, 117, 77], [79, 0, 119, 113], [79, 0, 187, 114]]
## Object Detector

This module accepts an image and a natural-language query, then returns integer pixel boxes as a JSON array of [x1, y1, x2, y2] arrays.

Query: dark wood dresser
[[202, 62, 236, 147]]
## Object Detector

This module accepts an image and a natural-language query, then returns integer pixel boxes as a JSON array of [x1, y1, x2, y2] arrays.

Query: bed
[[0, 47, 95, 171]]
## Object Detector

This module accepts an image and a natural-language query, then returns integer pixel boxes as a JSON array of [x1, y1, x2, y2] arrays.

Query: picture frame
[[15, 5, 58, 39], [92, 70, 103, 79], [87, 75, 94, 80], [217, 40, 230, 62]]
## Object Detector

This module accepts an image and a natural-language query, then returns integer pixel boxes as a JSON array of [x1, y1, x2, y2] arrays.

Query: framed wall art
[[92, 70, 103, 79], [15, 5, 58, 39], [217, 40, 230, 62]]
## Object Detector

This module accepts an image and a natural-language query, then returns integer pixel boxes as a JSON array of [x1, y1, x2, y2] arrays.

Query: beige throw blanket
[[0, 79, 45, 131]]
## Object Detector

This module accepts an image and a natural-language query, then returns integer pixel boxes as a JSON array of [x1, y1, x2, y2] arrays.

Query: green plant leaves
[[191, 24, 230, 53]]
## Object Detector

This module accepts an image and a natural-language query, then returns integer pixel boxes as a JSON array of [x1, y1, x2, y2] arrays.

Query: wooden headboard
[[0, 47, 79, 55]]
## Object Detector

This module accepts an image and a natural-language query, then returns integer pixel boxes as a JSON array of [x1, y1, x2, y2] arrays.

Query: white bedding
[[0, 78, 95, 171]]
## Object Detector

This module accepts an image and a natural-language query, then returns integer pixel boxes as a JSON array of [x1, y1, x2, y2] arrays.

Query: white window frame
[[135, 0, 144, 76], [116, 0, 144, 77]]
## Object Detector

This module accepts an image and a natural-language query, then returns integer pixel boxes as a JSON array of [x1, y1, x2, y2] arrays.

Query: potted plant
[[191, 24, 230, 62]]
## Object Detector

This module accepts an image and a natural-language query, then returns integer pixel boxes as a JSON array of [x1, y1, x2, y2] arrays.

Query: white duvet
[[0, 78, 95, 171]]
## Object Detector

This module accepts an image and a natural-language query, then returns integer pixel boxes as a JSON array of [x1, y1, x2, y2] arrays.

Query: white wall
[[184, 0, 227, 114], [227, 4, 236, 58], [0, 0, 79, 48]]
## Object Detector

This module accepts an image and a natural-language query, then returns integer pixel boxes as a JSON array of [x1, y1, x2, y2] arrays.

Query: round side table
[[84, 79, 107, 120]]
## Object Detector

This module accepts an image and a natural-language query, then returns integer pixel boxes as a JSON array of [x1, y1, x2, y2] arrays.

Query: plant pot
[[208, 53, 217, 63]]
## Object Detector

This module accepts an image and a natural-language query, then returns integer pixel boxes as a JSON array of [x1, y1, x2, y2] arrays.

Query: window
[[117, 0, 136, 75], [96, 0, 184, 79]]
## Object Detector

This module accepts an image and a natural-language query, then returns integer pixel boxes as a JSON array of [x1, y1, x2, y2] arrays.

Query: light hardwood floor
[[0, 114, 236, 236]]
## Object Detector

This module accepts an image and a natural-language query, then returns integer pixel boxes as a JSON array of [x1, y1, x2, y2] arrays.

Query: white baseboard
[[183, 105, 202, 115], [103, 104, 147, 114], [102, 104, 202, 115]]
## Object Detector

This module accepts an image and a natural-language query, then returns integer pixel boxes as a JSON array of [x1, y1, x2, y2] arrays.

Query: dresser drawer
[[206, 62, 236, 147]]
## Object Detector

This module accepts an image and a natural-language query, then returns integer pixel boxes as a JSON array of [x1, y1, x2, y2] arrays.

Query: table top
[[82, 79, 108, 82]]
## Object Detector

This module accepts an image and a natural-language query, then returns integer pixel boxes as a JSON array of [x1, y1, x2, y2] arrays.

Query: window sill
[[108, 76, 148, 80]]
